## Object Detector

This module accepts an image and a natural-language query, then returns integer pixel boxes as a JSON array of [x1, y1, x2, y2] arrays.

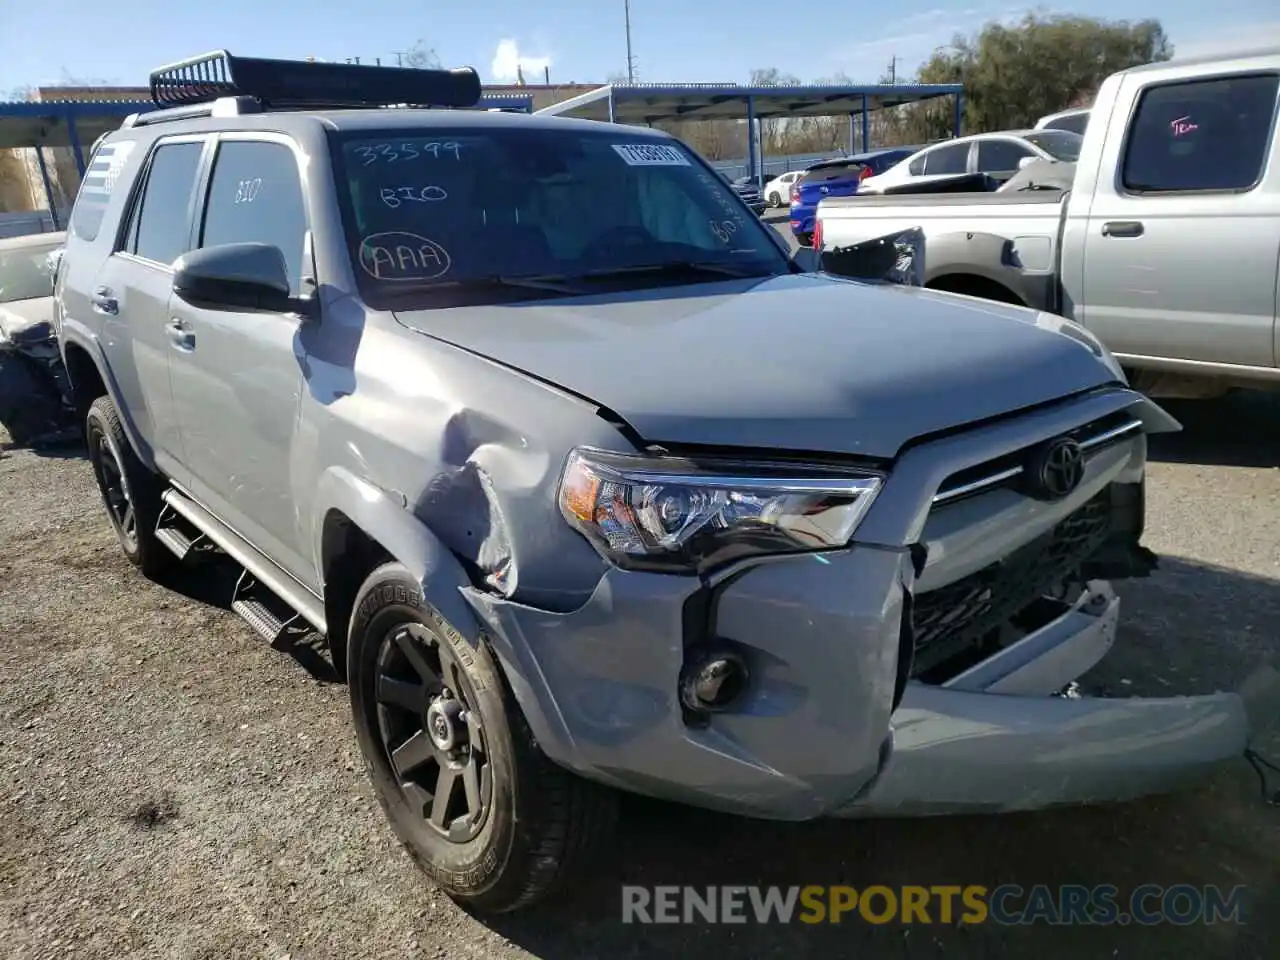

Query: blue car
[[789, 147, 918, 245]]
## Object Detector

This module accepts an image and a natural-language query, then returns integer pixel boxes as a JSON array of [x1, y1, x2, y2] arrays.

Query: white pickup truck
[[814, 47, 1280, 399]]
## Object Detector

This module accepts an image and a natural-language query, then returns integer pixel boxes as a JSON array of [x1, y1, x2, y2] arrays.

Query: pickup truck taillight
[[858, 166, 873, 180], [790, 184, 799, 204], [812, 217, 823, 251]]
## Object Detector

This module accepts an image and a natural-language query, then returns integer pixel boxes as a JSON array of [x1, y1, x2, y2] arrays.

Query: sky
[[1, 0, 1279, 94]]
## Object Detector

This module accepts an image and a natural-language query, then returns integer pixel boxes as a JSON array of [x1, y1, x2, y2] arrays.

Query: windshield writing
[[332, 129, 785, 306]]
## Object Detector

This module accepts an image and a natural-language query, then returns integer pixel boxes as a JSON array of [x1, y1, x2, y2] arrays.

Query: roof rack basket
[[148, 50, 482, 110]]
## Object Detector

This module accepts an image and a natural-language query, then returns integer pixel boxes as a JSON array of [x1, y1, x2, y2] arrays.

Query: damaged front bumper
[[462, 546, 1276, 821]]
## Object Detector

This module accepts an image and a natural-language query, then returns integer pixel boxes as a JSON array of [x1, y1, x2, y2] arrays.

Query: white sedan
[[859, 130, 1082, 194], [762, 170, 803, 207]]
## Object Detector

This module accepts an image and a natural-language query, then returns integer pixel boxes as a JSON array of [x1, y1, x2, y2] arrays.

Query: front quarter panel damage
[[301, 311, 630, 613]]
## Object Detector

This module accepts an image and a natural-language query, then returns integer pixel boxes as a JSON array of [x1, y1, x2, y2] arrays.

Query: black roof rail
[[147, 50, 482, 110]]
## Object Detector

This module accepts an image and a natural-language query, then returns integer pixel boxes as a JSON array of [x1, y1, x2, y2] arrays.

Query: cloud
[[829, 5, 1030, 76], [491, 39, 552, 83], [1169, 22, 1280, 59]]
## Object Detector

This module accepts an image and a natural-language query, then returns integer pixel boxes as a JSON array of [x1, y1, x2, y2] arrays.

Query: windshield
[[0, 239, 61, 303], [1024, 130, 1083, 161], [330, 128, 789, 309]]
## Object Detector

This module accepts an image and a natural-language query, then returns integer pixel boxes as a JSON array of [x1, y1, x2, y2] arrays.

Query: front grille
[[932, 410, 1141, 506], [909, 486, 1114, 677]]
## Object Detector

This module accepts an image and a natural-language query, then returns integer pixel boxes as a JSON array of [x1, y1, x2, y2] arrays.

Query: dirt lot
[[1, 391, 1278, 960]]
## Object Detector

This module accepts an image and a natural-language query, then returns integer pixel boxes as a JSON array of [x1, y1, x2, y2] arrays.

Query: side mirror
[[173, 242, 295, 313], [1017, 156, 1037, 170], [791, 246, 820, 272]]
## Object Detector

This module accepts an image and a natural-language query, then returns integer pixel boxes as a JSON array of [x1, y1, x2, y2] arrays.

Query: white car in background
[[858, 130, 1083, 194], [763, 170, 803, 207], [1035, 106, 1091, 135]]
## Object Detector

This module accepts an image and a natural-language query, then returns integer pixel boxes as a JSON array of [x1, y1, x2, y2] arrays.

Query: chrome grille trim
[[931, 417, 1143, 506]]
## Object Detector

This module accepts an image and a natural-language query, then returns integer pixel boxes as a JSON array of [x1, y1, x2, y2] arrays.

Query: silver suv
[[53, 51, 1263, 914]]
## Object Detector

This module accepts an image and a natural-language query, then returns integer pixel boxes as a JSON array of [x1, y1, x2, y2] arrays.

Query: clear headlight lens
[[558, 447, 883, 573]]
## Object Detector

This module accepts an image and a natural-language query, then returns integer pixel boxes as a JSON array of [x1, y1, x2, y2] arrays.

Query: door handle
[[166, 317, 195, 350], [91, 287, 118, 315], [1101, 221, 1144, 238]]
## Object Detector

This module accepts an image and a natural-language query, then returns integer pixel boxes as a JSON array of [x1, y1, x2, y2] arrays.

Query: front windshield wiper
[[526, 261, 765, 284], [404, 274, 580, 294]]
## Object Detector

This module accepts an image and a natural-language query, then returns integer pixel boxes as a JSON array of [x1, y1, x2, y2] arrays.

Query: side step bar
[[159, 487, 328, 636], [154, 501, 208, 561]]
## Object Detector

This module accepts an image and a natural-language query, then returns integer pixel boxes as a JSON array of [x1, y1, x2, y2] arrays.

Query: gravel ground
[[1, 382, 1278, 959]]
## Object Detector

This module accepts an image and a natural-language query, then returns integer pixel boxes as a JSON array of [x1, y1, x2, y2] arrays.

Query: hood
[[0, 296, 54, 341], [394, 274, 1117, 459]]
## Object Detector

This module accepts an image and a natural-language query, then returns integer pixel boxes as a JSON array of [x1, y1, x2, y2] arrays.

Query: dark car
[[789, 147, 917, 244], [719, 171, 766, 214]]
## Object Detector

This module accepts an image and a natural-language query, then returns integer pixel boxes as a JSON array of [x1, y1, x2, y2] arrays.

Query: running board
[[232, 569, 302, 644], [154, 502, 208, 561], [160, 488, 327, 636]]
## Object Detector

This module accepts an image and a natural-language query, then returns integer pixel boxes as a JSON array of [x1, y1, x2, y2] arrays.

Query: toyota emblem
[[1027, 437, 1085, 500]]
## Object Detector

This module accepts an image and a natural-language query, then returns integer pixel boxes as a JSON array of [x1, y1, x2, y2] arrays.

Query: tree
[[893, 13, 1173, 142], [401, 41, 441, 69]]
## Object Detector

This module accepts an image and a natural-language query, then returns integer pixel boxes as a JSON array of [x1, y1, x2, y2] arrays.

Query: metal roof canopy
[[0, 93, 533, 232], [537, 82, 963, 122], [536, 82, 964, 184]]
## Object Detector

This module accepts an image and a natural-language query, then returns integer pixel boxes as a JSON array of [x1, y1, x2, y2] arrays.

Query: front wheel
[[348, 562, 617, 913], [767, 191, 782, 207], [85, 395, 172, 577]]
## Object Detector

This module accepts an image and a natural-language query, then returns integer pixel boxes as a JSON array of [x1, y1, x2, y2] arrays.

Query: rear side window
[[1046, 112, 1089, 135], [1122, 73, 1279, 193], [199, 140, 309, 295], [977, 139, 1035, 171], [922, 143, 969, 175], [69, 139, 136, 242], [123, 141, 203, 265]]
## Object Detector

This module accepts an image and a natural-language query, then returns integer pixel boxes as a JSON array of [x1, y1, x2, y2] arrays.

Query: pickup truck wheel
[[348, 562, 617, 913], [85, 395, 171, 578]]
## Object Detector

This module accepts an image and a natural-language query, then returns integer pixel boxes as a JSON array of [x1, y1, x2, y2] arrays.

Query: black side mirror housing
[[173, 242, 298, 314]]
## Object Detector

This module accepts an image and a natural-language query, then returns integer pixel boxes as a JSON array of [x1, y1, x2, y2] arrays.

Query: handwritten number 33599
[[354, 142, 462, 165]]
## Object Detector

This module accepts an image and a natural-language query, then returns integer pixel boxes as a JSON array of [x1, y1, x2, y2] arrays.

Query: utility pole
[[624, 0, 637, 84], [887, 56, 898, 84]]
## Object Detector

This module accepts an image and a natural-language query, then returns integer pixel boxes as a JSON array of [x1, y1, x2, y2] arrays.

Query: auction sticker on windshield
[[612, 144, 690, 166]]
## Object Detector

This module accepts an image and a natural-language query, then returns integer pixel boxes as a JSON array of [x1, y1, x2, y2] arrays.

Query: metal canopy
[[535, 82, 964, 123], [0, 93, 534, 232], [534, 82, 963, 187], [0, 91, 536, 151], [0, 100, 154, 151]]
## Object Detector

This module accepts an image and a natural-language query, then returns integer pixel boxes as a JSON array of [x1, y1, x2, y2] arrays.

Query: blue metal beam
[[746, 95, 757, 186], [861, 94, 870, 152], [66, 114, 85, 177], [34, 146, 59, 230], [848, 113, 856, 153], [954, 91, 963, 137]]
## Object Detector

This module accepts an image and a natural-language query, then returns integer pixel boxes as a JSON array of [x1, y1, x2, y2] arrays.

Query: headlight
[[557, 447, 883, 574]]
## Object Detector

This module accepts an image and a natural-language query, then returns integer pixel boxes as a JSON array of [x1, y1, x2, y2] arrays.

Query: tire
[[85, 395, 172, 578], [348, 562, 617, 913], [767, 191, 782, 208]]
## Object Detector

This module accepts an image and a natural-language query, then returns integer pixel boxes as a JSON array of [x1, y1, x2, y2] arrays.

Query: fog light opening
[[680, 651, 750, 713]]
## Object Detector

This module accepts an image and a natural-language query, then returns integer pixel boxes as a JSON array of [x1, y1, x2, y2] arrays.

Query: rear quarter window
[[68, 139, 137, 242], [1121, 73, 1280, 193]]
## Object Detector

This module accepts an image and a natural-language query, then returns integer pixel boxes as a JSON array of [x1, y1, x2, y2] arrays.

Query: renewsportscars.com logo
[[621, 884, 1250, 926]]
